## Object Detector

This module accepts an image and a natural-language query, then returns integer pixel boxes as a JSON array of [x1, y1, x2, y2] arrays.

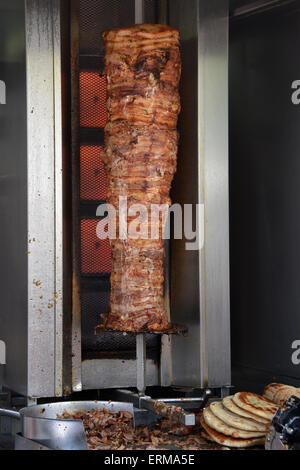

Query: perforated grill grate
[[80, 145, 107, 200], [81, 219, 112, 274], [81, 281, 160, 359], [144, 0, 158, 23], [78, 0, 161, 360], [80, 72, 107, 128], [81, 284, 160, 359], [80, 0, 135, 56]]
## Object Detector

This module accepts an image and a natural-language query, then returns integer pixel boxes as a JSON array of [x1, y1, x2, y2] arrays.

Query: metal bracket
[[114, 388, 213, 427], [265, 426, 287, 450], [221, 385, 233, 398], [136, 334, 146, 395], [139, 396, 195, 426]]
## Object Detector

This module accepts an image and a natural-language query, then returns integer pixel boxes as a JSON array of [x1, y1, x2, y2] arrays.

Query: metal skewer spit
[[95, 323, 211, 427]]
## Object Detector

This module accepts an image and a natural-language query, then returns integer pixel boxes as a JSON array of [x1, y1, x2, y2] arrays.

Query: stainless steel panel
[[81, 359, 159, 389], [160, 334, 172, 386], [198, 0, 231, 390], [168, 0, 231, 388], [0, 0, 28, 396], [26, 0, 63, 397], [0, 0, 64, 398], [230, 1, 300, 390]]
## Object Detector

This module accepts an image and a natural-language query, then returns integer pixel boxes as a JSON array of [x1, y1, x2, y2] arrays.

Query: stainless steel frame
[[0, 0, 231, 398], [26, 0, 63, 398]]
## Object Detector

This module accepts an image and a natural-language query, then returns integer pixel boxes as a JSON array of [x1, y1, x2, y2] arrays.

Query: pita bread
[[263, 383, 284, 402], [200, 415, 265, 448], [223, 395, 270, 424], [203, 406, 265, 438], [210, 401, 268, 432], [275, 387, 300, 403], [200, 430, 216, 443], [233, 392, 278, 420]]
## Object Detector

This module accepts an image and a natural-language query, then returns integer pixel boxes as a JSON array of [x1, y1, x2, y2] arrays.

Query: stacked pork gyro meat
[[101, 24, 181, 332]]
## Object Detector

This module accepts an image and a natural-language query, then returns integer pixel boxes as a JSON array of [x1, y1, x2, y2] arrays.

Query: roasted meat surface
[[102, 24, 181, 332]]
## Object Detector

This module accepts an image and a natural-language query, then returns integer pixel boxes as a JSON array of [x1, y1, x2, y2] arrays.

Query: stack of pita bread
[[201, 392, 279, 448], [263, 383, 300, 405]]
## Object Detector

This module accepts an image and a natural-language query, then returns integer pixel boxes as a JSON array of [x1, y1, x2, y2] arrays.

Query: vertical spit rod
[[136, 333, 146, 395], [158, 0, 168, 25], [135, 0, 144, 25], [135, 0, 146, 398]]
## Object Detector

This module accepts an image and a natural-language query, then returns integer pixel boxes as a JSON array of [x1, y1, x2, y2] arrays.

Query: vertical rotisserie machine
[[0, 0, 230, 401]]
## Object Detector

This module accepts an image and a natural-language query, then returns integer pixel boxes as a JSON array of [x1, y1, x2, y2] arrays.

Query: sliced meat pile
[[101, 24, 181, 332], [58, 408, 220, 450]]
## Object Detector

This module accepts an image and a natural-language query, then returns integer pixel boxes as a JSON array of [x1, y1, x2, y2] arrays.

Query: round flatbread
[[263, 383, 300, 405], [263, 383, 284, 402], [210, 401, 268, 432], [200, 415, 265, 448], [273, 386, 300, 405], [200, 430, 215, 443], [223, 396, 270, 424], [233, 392, 278, 420], [203, 406, 265, 438]]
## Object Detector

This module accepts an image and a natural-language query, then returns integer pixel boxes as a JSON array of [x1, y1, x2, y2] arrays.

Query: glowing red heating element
[[80, 71, 107, 127], [81, 219, 112, 274], [80, 145, 107, 200]]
